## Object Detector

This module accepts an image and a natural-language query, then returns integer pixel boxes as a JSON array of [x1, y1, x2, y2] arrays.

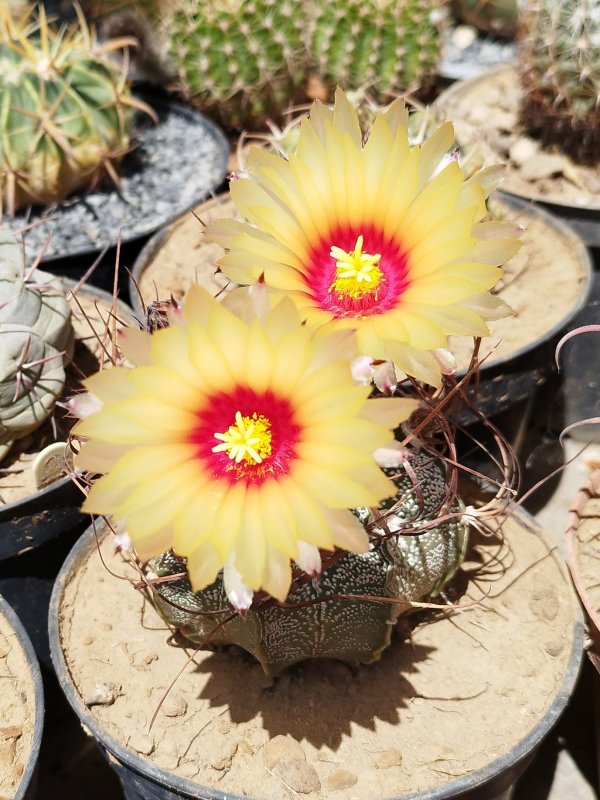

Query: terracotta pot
[[49, 508, 583, 800], [0, 592, 44, 800]]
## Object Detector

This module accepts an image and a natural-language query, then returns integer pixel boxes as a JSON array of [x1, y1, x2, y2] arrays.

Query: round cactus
[[518, 0, 600, 165], [152, 0, 306, 129], [307, 0, 445, 101], [0, 227, 73, 461], [149, 448, 468, 676], [0, 5, 144, 214]]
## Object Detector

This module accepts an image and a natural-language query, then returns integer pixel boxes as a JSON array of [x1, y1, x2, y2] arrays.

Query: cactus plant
[[307, 0, 445, 101], [147, 0, 306, 129], [518, 0, 600, 165], [0, 227, 73, 462], [150, 448, 468, 676], [0, 5, 147, 214]]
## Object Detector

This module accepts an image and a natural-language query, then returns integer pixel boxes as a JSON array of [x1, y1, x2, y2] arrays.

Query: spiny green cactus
[[153, 0, 306, 129], [518, 0, 600, 165], [0, 227, 73, 462], [0, 5, 148, 214], [150, 448, 468, 676], [307, 0, 445, 101]]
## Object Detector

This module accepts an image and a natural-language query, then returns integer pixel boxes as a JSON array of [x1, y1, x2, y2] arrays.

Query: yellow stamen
[[213, 411, 272, 464], [329, 235, 384, 300]]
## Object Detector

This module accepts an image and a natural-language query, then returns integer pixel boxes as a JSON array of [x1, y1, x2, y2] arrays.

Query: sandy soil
[[0, 607, 36, 799], [57, 510, 579, 799]]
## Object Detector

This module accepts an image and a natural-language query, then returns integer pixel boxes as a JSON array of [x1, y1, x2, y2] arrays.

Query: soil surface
[[131, 194, 590, 373], [57, 510, 579, 799], [0, 607, 36, 798], [0, 285, 135, 507], [435, 66, 600, 211]]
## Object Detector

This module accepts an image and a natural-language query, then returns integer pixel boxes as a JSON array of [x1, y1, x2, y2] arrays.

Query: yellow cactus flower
[[205, 89, 520, 386], [73, 285, 417, 605]]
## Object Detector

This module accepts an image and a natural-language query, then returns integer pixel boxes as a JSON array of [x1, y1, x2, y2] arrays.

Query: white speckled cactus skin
[[150, 448, 468, 676], [0, 228, 73, 461]]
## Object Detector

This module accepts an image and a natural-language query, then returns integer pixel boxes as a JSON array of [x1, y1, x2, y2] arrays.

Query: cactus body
[[518, 0, 600, 165], [155, 0, 306, 129], [0, 7, 138, 214], [0, 228, 72, 461], [308, 0, 444, 101], [150, 449, 468, 676]]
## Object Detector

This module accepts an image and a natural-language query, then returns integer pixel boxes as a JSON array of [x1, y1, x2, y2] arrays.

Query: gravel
[[12, 94, 229, 264], [440, 25, 516, 81]]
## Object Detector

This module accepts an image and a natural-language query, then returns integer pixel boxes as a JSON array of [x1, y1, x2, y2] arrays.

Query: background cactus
[[0, 227, 73, 462], [307, 0, 445, 102], [518, 0, 600, 165], [146, 0, 307, 129], [93, 0, 445, 129], [0, 5, 145, 214], [150, 448, 468, 676]]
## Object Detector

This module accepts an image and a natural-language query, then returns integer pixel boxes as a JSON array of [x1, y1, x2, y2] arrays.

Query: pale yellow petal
[[232, 488, 266, 590], [83, 368, 136, 405], [321, 507, 369, 555], [118, 326, 152, 365], [261, 547, 292, 602], [186, 541, 223, 593], [359, 397, 418, 428]]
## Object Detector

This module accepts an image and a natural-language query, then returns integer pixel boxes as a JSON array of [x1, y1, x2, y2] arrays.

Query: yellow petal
[[322, 507, 369, 554]]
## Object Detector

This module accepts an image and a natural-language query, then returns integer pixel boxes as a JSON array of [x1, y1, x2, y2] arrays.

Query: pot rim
[[565, 468, 600, 648], [49, 516, 584, 800], [456, 192, 593, 376], [0, 592, 44, 800], [435, 64, 600, 214], [34, 92, 230, 265]]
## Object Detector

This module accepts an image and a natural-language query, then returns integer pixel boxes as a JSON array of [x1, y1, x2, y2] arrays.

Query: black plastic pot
[[434, 66, 600, 248], [13, 91, 230, 293], [0, 593, 44, 800], [49, 520, 584, 800]]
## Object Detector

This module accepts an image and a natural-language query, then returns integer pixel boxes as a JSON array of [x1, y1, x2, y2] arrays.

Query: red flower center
[[306, 224, 409, 318], [189, 387, 301, 486]]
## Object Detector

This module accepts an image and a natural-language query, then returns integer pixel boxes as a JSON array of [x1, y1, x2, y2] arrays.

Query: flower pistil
[[212, 410, 272, 464], [329, 235, 384, 300]]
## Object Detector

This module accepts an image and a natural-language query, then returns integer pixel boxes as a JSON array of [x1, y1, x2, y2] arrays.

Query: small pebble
[[84, 682, 120, 707], [544, 640, 565, 657], [128, 732, 155, 756], [131, 650, 159, 671], [451, 25, 477, 50], [160, 693, 187, 718], [374, 749, 403, 769], [509, 137, 540, 167], [263, 734, 306, 769], [276, 757, 321, 794], [325, 769, 358, 790], [211, 742, 237, 771], [520, 153, 566, 182]]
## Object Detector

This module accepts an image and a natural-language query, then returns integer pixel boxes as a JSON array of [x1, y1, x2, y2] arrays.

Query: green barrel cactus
[[149, 0, 306, 129], [0, 228, 73, 461], [150, 448, 468, 676], [518, 0, 600, 165], [307, 0, 445, 101], [0, 5, 143, 214]]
